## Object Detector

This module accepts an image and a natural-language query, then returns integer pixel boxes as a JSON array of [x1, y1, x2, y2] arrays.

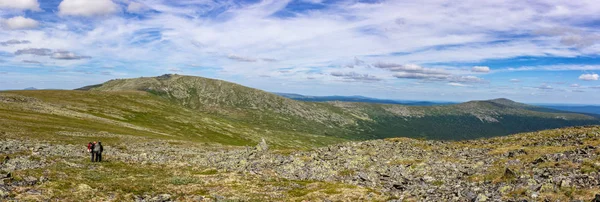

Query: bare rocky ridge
[[2, 126, 600, 201]]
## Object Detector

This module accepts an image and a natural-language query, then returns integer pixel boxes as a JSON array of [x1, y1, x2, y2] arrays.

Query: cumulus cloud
[[59, 0, 119, 17], [471, 66, 490, 73], [509, 79, 520, 83], [375, 63, 451, 80], [0, 0, 40, 11], [570, 84, 580, 87], [0, 40, 31, 46], [579, 74, 599, 81], [1, 16, 39, 30], [330, 71, 381, 82], [51, 51, 91, 60], [227, 54, 257, 62]]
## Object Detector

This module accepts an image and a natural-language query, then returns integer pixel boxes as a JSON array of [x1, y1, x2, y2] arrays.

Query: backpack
[[93, 143, 102, 152]]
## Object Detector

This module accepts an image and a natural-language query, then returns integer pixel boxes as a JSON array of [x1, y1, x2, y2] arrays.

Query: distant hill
[[537, 105, 600, 116], [0, 74, 596, 149], [23, 87, 37, 90], [274, 92, 455, 106]]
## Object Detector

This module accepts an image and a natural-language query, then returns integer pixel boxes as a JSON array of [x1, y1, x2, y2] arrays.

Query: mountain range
[[275, 93, 600, 115], [1, 74, 598, 148]]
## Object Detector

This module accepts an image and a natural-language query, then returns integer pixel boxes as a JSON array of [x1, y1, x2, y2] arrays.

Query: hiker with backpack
[[93, 141, 104, 162]]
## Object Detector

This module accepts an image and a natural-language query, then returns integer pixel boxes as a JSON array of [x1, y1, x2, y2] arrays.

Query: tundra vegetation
[[1, 75, 599, 201]]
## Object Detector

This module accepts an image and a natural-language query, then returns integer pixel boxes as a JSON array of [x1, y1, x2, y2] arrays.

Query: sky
[[1, 0, 600, 104]]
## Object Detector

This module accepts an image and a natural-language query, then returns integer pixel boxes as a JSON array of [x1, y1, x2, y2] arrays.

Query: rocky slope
[[2, 126, 600, 201]]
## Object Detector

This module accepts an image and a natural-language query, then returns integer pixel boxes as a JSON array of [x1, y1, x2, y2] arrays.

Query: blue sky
[[1, 0, 600, 104]]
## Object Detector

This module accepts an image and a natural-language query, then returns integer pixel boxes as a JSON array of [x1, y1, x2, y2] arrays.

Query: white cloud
[[502, 65, 600, 72], [127, 1, 149, 13], [58, 0, 119, 17], [537, 84, 553, 90], [330, 71, 381, 82], [448, 82, 469, 87], [0, 0, 40, 11], [471, 66, 490, 73], [1, 16, 39, 30], [509, 79, 520, 83], [167, 67, 181, 73], [51, 51, 91, 60], [536, 27, 600, 48], [570, 84, 580, 87], [4, 0, 600, 103], [227, 54, 257, 62], [579, 74, 599, 81]]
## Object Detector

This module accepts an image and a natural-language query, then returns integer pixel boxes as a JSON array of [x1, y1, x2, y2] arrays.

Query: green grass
[[0, 90, 346, 148], [2, 74, 599, 151]]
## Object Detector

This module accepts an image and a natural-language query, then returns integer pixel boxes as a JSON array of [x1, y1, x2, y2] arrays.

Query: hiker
[[87, 142, 92, 153], [93, 141, 104, 162], [90, 141, 97, 162]]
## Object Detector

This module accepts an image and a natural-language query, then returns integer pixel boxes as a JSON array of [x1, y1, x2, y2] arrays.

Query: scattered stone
[[256, 138, 269, 152], [0, 188, 8, 198], [24, 176, 38, 185], [150, 194, 172, 202], [476, 193, 488, 202], [498, 185, 511, 194], [77, 184, 93, 192], [560, 179, 571, 188], [26, 189, 42, 195], [39, 176, 48, 183]]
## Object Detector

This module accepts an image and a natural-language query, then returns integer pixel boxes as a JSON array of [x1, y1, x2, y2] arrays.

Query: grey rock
[[150, 194, 172, 202]]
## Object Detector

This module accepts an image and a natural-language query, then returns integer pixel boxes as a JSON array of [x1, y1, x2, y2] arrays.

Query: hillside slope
[[1, 74, 597, 147], [79, 74, 600, 141], [329, 98, 599, 140], [80, 74, 358, 138], [0, 90, 345, 148]]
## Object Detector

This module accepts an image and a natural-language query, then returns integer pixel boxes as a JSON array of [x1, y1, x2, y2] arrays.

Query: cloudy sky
[[1, 0, 600, 104]]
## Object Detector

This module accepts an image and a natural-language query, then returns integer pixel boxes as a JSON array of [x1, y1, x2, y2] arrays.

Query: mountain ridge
[[72, 74, 600, 141]]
